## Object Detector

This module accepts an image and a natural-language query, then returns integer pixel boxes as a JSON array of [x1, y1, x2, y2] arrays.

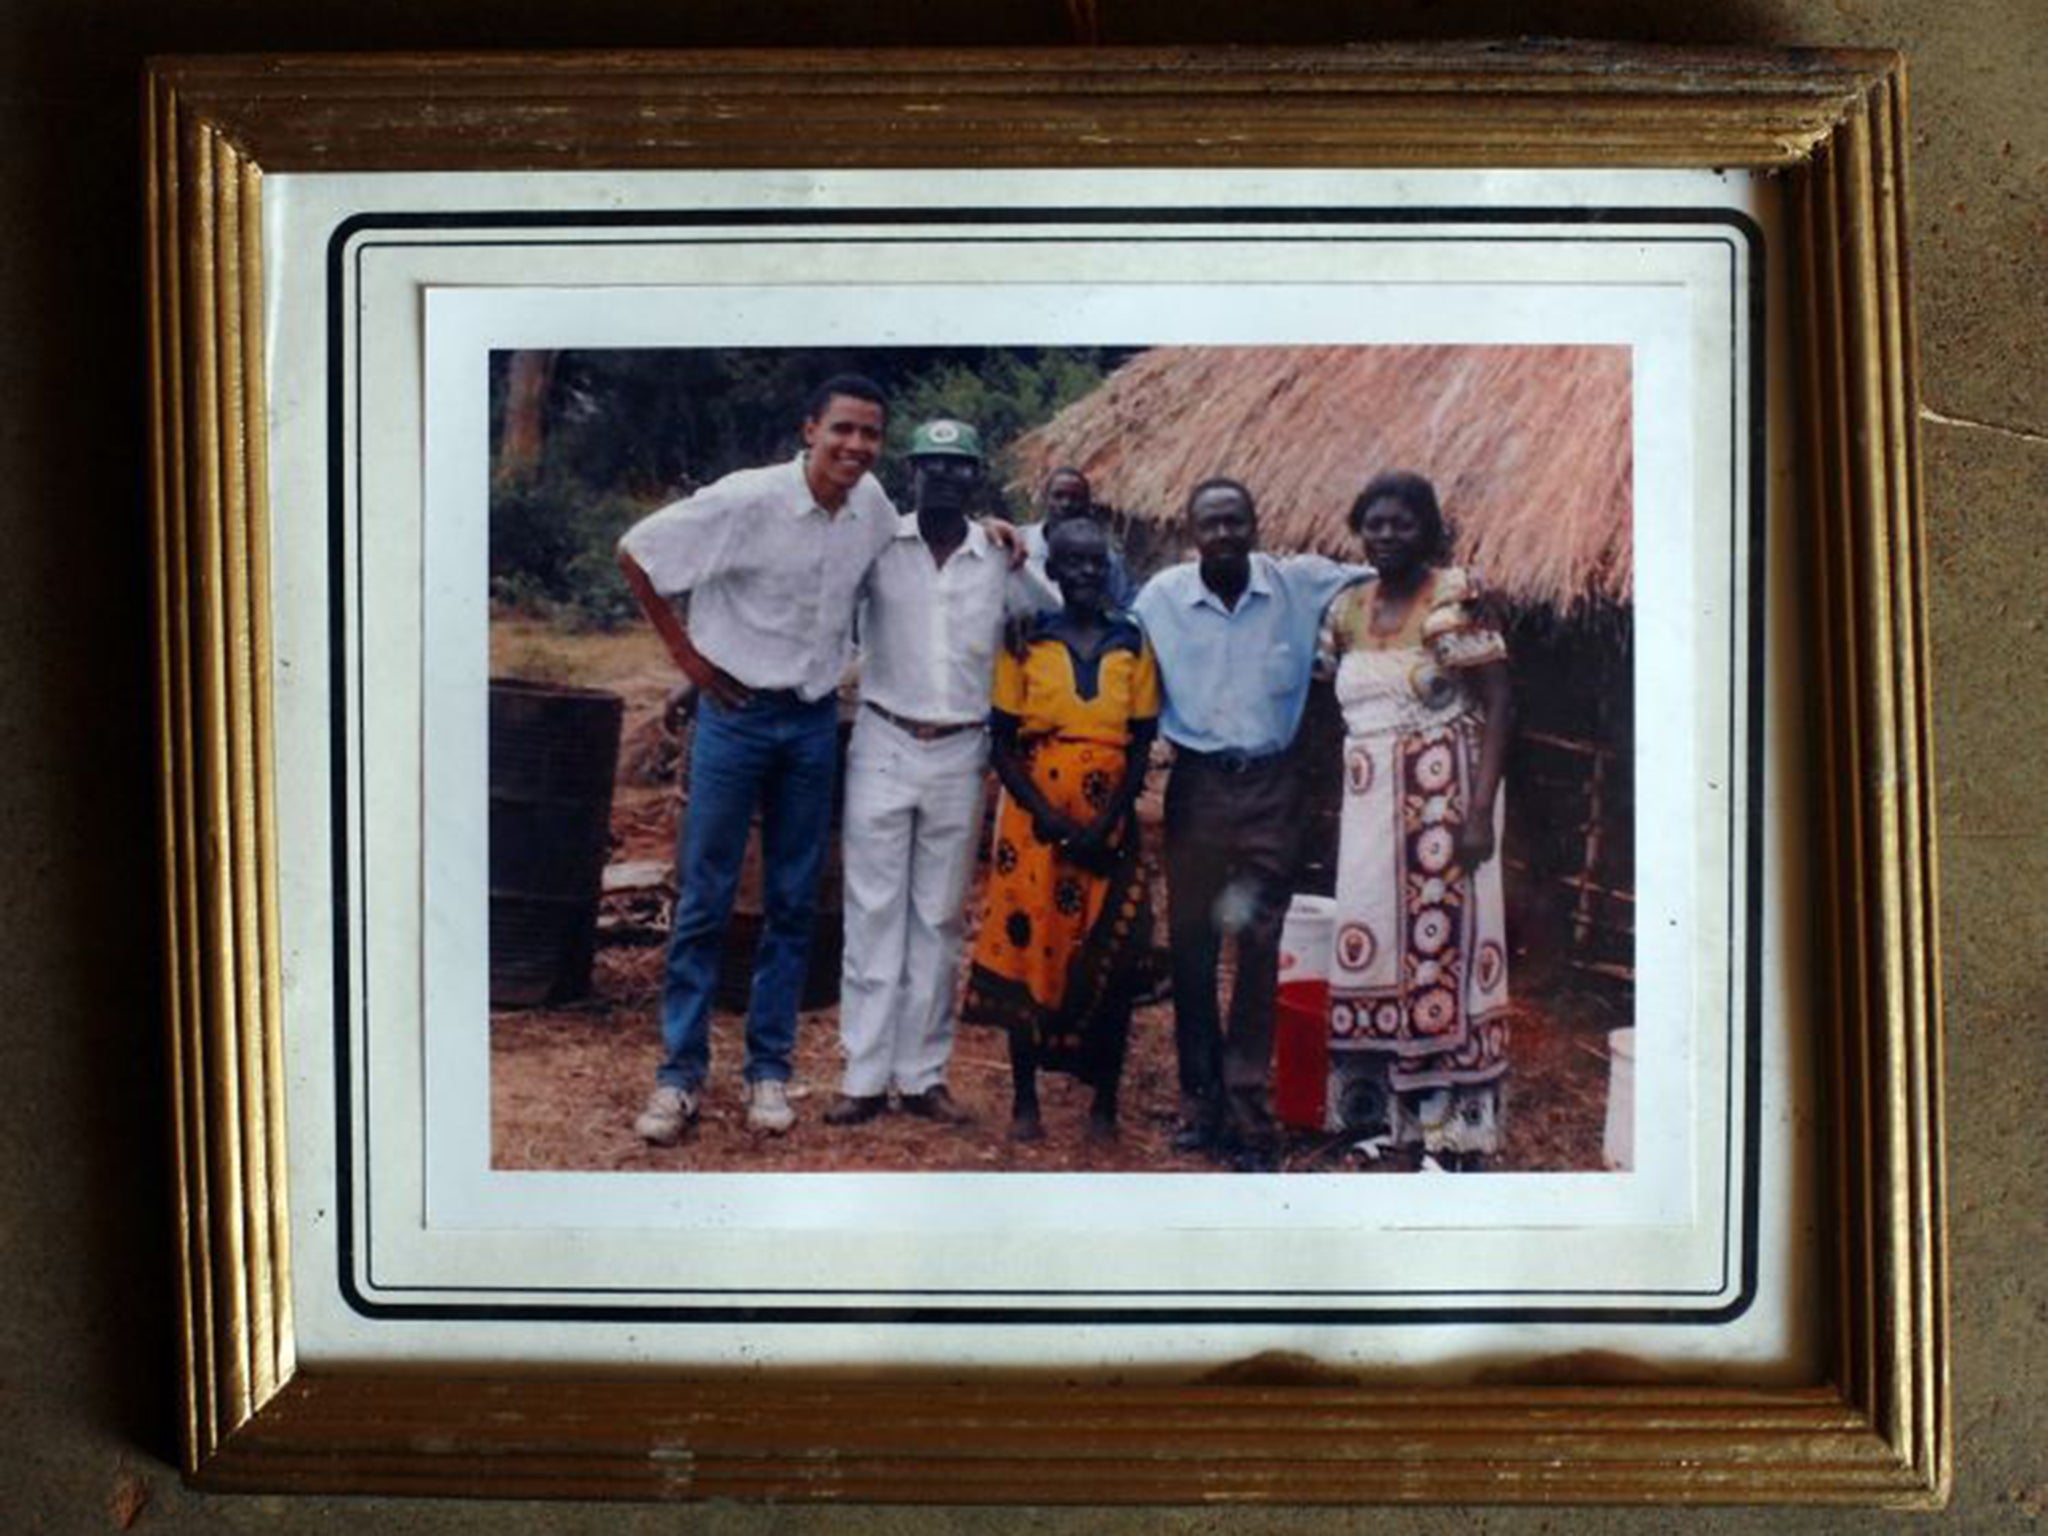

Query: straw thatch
[[1010, 345, 1632, 611]]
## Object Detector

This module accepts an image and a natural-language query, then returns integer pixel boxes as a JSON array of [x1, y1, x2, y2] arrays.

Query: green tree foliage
[[489, 346, 1130, 627], [488, 469, 649, 630]]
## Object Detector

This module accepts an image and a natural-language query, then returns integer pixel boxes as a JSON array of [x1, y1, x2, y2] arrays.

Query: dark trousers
[[1162, 753, 1301, 1148]]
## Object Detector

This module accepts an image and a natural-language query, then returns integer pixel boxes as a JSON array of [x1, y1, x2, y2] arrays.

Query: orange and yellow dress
[[962, 615, 1160, 1077]]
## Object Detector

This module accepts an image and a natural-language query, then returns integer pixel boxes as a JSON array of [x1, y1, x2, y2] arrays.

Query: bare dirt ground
[[490, 616, 1616, 1177]]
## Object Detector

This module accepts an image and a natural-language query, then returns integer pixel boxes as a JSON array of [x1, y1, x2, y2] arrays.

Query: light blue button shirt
[[1132, 552, 1367, 756]]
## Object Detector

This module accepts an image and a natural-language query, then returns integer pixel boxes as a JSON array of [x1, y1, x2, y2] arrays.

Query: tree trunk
[[499, 349, 557, 478]]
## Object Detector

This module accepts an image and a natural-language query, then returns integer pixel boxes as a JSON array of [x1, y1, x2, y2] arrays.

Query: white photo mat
[[261, 168, 1809, 1374]]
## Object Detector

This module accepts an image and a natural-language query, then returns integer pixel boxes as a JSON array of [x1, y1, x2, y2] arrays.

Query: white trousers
[[838, 709, 989, 1096]]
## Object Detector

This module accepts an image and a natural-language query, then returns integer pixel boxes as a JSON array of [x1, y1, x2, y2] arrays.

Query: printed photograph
[[484, 343, 1637, 1178]]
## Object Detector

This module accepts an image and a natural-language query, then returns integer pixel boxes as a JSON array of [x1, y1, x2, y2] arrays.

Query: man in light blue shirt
[[1132, 476, 1367, 1169]]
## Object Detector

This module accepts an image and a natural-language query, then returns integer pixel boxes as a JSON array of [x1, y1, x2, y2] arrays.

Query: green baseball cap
[[907, 418, 984, 461]]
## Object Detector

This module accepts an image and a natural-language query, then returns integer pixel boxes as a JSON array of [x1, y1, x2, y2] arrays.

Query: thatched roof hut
[[1010, 345, 1632, 613]]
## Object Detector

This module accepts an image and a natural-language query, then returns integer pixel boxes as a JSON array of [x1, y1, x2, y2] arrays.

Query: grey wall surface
[[3, 2, 2039, 1530]]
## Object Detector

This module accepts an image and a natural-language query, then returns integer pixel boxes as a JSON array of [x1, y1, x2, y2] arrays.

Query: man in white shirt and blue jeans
[[827, 419, 1046, 1128], [616, 375, 899, 1141]]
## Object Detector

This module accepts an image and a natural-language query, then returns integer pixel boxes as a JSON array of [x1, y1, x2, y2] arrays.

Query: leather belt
[[864, 700, 984, 742], [1177, 744, 1292, 775]]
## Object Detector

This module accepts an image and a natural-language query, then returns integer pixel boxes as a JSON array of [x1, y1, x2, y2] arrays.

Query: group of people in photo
[[615, 373, 1514, 1172]]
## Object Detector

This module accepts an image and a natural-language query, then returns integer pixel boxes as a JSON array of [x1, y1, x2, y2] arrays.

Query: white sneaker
[[634, 1084, 698, 1145], [745, 1078, 796, 1136]]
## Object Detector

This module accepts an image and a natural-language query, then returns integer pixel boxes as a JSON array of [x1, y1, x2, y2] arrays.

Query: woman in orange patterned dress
[[1322, 471, 1515, 1169], [962, 519, 1159, 1143]]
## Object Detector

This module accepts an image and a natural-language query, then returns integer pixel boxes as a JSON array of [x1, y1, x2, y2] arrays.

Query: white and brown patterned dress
[[1322, 566, 1511, 1155]]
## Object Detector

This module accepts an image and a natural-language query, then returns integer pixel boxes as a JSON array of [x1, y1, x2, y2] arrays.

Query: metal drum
[[489, 678, 624, 1006]]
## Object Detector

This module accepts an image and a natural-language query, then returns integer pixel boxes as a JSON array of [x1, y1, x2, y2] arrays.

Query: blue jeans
[[658, 692, 839, 1090]]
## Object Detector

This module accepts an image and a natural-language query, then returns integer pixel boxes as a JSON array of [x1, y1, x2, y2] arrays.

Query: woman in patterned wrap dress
[[1321, 471, 1515, 1168]]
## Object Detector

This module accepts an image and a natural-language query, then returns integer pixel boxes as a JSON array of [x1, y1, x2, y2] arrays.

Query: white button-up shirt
[[617, 456, 898, 701], [857, 515, 1046, 725]]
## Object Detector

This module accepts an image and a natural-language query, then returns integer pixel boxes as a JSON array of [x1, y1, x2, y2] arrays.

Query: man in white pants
[[828, 418, 1048, 1126]]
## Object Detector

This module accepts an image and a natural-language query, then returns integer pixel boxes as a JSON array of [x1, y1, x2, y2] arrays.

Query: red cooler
[[1273, 895, 1336, 1130]]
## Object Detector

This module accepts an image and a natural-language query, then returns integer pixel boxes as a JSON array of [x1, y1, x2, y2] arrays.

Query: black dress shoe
[[1170, 1121, 1217, 1154], [824, 1093, 887, 1126], [898, 1085, 972, 1124]]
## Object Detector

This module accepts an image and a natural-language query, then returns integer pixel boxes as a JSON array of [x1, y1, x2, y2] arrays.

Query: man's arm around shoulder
[[1280, 549, 1373, 606]]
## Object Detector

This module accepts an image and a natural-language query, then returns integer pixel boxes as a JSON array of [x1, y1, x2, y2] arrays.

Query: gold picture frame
[[146, 45, 1945, 1504]]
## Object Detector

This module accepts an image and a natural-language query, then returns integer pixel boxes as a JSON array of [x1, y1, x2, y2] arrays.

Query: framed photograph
[[147, 46, 1945, 1503]]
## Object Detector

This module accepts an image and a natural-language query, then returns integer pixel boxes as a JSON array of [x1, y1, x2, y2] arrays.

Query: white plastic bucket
[[1602, 1027, 1635, 1171], [1278, 894, 1336, 986]]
